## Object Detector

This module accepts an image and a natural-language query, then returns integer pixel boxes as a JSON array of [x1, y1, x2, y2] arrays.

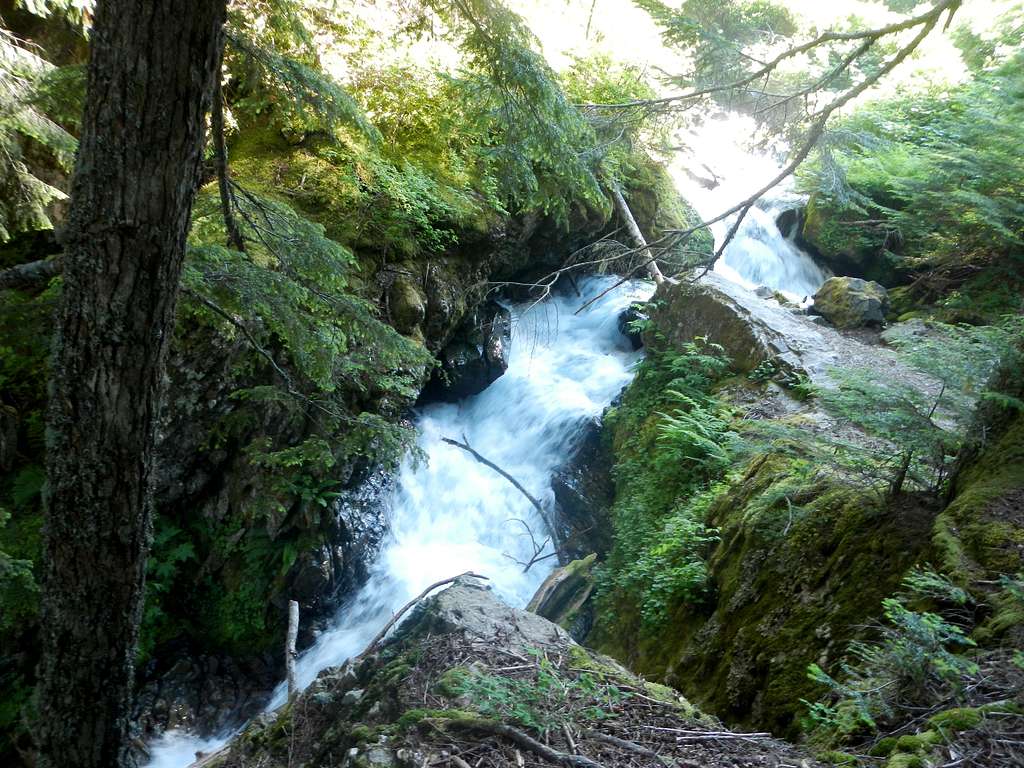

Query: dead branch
[[442, 435, 547, 519], [608, 181, 664, 284], [286, 600, 299, 701], [356, 571, 489, 661], [211, 71, 245, 252], [447, 719, 606, 768], [577, 0, 959, 113], [585, 730, 680, 767], [573, 2, 947, 317], [503, 517, 559, 573]]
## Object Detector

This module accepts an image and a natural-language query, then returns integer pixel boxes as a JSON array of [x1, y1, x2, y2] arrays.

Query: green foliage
[[0, 506, 37, 634], [799, 54, 1024, 307], [186, 187, 431, 470], [745, 318, 1024, 500], [636, 0, 798, 115], [138, 518, 197, 660], [450, 655, 626, 734], [0, 25, 76, 241], [803, 570, 980, 744], [408, 0, 610, 223], [598, 338, 733, 630], [226, 30, 380, 141]]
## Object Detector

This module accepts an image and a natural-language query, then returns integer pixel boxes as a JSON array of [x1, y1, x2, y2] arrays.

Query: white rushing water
[[671, 114, 830, 301], [146, 275, 652, 768]]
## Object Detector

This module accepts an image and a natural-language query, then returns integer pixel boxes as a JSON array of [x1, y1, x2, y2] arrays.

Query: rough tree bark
[[36, 2, 226, 767]]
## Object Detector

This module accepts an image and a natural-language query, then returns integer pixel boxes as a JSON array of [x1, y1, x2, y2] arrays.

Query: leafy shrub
[[799, 52, 1024, 310], [598, 338, 734, 631]]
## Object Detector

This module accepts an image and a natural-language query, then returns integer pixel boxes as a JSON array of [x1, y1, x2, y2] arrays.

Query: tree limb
[[356, 571, 489, 661], [0, 256, 62, 291], [447, 719, 606, 768], [442, 435, 547, 516]]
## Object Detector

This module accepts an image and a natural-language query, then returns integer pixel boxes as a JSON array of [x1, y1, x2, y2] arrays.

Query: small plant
[[803, 571, 980, 745], [450, 654, 625, 735]]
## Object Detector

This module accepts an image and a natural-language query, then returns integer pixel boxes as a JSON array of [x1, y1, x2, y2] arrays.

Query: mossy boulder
[[800, 196, 907, 286], [933, 412, 1024, 643], [388, 276, 427, 336], [593, 450, 938, 737], [526, 554, 597, 639], [212, 579, 826, 768], [812, 276, 890, 329]]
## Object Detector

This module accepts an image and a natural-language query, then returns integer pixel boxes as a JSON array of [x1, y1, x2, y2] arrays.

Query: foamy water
[[145, 275, 653, 767]]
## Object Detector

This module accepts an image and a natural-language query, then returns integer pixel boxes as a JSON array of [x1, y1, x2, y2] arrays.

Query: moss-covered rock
[[812, 276, 890, 329], [526, 554, 597, 639], [211, 580, 827, 768], [800, 196, 908, 286]]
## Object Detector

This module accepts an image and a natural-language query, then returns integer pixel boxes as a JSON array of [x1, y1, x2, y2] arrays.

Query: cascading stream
[[671, 115, 830, 300], [145, 275, 652, 768]]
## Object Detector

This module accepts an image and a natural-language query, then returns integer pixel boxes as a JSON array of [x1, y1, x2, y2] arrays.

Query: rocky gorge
[[3, 2, 1024, 767]]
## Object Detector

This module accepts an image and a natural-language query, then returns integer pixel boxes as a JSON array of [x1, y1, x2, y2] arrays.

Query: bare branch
[[356, 571, 489, 661]]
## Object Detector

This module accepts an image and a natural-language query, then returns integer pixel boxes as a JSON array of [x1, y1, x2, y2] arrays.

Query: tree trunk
[[608, 183, 665, 285], [212, 67, 245, 252], [36, 2, 226, 767]]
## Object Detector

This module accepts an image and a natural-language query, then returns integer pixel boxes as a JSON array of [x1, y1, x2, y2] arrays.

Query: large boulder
[[211, 579, 826, 768], [648, 269, 851, 380], [420, 303, 511, 402], [812, 276, 890, 329]]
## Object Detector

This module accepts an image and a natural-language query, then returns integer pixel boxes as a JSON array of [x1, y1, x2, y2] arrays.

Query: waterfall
[[145, 275, 652, 768], [671, 114, 830, 301]]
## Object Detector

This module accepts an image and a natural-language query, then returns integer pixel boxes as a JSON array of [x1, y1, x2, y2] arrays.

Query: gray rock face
[[417, 578, 572, 652], [421, 303, 512, 402], [812, 276, 890, 328], [648, 269, 924, 389], [134, 652, 276, 740], [550, 417, 614, 560]]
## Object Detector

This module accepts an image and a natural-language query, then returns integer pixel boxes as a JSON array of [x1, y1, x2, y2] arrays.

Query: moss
[[595, 437, 938, 737], [870, 737, 898, 756], [348, 724, 376, 744], [885, 754, 926, 768], [395, 708, 478, 731], [932, 413, 1024, 607], [895, 731, 941, 752], [434, 667, 471, 698], [928, 702, 1022, 734]]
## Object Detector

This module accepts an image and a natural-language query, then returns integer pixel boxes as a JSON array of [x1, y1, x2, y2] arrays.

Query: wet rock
[[420, 577, 572, 651], [342, 688, 365, 706], [812, 276, 890, 329], [550, 417, 614, 560], [421, 303, 511, 402], [527, 554, 598, 641], [330, 469, 396, 597], [134, 649, 276, 740], [754, 285, 775, 299], [389, 276, 427, 336], [647, 269, 935, 391], [617, 302, 648, 349]]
